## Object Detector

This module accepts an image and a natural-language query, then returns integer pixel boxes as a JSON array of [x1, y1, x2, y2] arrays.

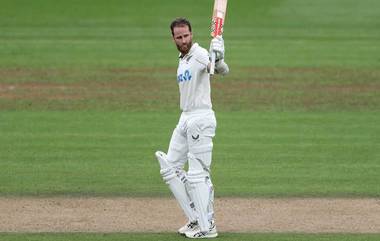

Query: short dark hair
[[170, 17, 192, 36]]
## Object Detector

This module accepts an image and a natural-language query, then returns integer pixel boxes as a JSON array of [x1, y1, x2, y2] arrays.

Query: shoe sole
[[185, 232, 218, 239], [178, 229, 200, 236]]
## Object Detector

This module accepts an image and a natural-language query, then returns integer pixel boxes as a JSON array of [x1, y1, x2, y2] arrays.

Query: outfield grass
[[1, 0, 379, 197], [1, 0, 379, 239], [1, 0, 379, 112], [1, 111, 379, 197], [1, 0, 379, 69], [1, 233, 380, 241]]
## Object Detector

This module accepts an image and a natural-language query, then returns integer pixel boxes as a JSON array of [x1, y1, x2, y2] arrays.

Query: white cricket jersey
[[177, 43, 211, 112]]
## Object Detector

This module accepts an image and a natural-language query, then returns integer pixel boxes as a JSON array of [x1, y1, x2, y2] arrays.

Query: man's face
[[172, 25, 193, 55]]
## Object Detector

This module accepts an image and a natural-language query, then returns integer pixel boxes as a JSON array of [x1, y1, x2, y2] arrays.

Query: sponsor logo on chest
[[177, 69, 192, 83], [177, 55, 193, 83]]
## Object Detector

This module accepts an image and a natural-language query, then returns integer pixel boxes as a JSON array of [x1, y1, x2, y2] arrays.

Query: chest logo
[[177, 69, 192, 83]]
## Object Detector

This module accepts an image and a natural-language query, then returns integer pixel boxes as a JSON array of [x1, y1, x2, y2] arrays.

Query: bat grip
[[210, 51, 216, 75]]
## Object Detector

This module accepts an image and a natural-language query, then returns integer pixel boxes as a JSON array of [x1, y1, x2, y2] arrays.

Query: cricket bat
[[210, 0, 228, 75]]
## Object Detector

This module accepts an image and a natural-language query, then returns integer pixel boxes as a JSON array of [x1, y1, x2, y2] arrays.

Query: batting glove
[[210, 36, 225, 61]]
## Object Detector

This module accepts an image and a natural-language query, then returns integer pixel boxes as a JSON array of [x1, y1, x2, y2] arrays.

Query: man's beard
[[177, 41, 192, 55]]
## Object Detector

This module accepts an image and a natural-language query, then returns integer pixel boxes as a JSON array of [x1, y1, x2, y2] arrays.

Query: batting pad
[[156, 151, 197, 222], [188, 176, 211, 232]]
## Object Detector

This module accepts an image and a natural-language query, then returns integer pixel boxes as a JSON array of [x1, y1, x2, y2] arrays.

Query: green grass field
[[1, 0, 379, 240], [1, 111, 379, 197]]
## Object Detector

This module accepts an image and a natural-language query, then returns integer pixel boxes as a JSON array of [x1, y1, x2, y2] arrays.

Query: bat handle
[[210, 51, 216, 75]]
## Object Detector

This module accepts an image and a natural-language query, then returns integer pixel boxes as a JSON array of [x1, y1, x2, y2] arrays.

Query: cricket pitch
[[1, 197, 379, 233]]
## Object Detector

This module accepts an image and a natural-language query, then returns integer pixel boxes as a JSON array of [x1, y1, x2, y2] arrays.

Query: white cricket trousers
[[167, 109, 216, 172]]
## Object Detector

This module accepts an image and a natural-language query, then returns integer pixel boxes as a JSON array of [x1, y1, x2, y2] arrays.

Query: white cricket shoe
[[178, 220, 199, 235], [185, 221, 218, 239]]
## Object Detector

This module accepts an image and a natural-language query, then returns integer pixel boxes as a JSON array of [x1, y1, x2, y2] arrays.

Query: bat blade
[[211, 0, 228, 37], [210, 0, 228, 74]]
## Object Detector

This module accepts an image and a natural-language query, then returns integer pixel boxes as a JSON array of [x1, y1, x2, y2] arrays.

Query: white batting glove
[[210, 36, 225, 61]]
